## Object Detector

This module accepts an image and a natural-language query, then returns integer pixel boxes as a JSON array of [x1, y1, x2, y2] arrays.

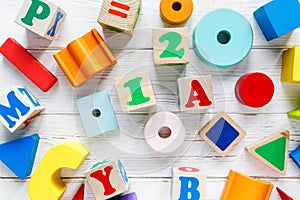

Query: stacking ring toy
[[193, 9, 253, 68], [160, 0, 193, 25]]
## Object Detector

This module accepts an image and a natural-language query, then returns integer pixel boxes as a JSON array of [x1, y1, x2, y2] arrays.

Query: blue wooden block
[[76, 90, 118, 137], [0, 134, 39, 179], [111, 192, 137, 200], [290, 145, 300, 168], [253, 0, 300, 41]]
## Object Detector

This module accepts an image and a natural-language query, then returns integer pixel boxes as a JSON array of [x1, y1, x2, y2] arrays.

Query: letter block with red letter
[[172, 167, 206, 200], [177, 76, 214, 111], [85, 159, 129, 200]]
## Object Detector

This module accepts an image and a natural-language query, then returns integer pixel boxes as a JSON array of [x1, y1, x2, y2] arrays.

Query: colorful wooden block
[[277, 187, 294, 200], [153, 27, 189, 66], [288, 107, 300, 120], [53, 28, 117, 87], [199, 112, 246, 157], [177, 76, 213, 111], [289, 145, 300, 168], [98, 0, 141, 35], [72, 184, 85, 200], [281, 47, 300, 82], [111, 192, 137, 200], [85, 159, 129, 200], [28, 141, 90, 200], [15, 0, 66, 40], [171, 167, 206, 200], [235, 72, 274, 108], [220, 170, 273, 200], [0, 38, 58, 92], [0, 134, 39, 179], [0, 86, 44, 133], [253, 0, 300, 41], [76, 90, 118, 137], [160, 0, 193, 25], [115, 71, 156, 112], [245, 130, 290, 175]]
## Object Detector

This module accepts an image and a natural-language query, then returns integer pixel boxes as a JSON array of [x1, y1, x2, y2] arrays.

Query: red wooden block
[[277, 187, 294, 200], [235, 72, 274, 108], [0, 38, 58, 92], [72, 184, 85, 200]]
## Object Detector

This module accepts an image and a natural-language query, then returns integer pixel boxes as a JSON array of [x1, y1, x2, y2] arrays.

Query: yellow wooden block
[[28, 141, 90, 200], [281, 47, 300, 82]]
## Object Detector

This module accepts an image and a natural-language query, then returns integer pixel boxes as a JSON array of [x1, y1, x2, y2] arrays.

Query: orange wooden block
[[160, 0, 193, 25], [53, 29, 117, 87]]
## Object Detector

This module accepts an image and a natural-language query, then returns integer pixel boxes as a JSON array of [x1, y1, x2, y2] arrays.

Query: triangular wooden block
[[245, 130, 290, 175], [0, 134, 39, 179], [288, 107, 300, 120], [277, 187, 294, 200], [72, 184, 84, 200]]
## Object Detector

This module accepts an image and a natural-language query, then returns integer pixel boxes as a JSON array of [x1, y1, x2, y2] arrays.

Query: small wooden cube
[[0, 86, 44, 133], [98, 0, 141, 35], [153, 27, 189, 66], [172, 167, 206, 200], [85, 159, 129, 200], [15, 0, 66, 40], [199, 112, 246, 157], [281, 47, 300, 82], [115, 71, 156, 112], [177, 76, 214, 111], [76, 90, 118, 137]]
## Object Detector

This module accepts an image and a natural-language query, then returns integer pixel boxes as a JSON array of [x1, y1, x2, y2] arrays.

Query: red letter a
[[185, 80, 212, 108], [90, 165, 116, 196]]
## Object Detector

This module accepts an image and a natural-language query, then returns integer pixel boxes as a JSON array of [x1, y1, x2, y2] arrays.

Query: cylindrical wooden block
[[235, 72, 274, 108], [160, 0, 193, 25]]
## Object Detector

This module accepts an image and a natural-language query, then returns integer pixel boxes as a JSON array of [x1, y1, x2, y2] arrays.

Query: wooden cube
[[153, 27, 189, 66], [281, 47, 300, 82], [85, 159, 129, 200], [0, 86, 44, 133], [98, 0, 141, 35], [172, 167, 206, 200], [253, 0, 300, 41], [115, 71, 156, 112], [177, 76, 214, 111], [76, 90, 118, 137], [15, 0, 66, 40], [199, 112, 246, 157]]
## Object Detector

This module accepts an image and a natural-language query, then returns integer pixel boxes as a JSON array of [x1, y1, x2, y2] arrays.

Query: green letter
[[21, 0, 50, 26], [123, 77, 150, 106]]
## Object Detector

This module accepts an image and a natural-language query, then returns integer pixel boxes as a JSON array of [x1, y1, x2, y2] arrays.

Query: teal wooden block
[[253, 0, 300, 41], [76, 90, 118, 137], [0, 134, 39, 179]]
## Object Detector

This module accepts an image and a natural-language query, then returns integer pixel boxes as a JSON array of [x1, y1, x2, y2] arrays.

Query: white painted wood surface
[[0, 0, 299, 199]]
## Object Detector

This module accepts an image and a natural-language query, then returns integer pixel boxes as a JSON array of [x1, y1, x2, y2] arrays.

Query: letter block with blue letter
[[15, 0, 66, 40], [172, 167, 206, 200], [85, 158, 129, 200], [0, 86, 44, 133], [253, 0, 300, 41]]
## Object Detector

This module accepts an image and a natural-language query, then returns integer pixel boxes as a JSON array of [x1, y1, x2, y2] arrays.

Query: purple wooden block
[[111, 193, 137, 200]]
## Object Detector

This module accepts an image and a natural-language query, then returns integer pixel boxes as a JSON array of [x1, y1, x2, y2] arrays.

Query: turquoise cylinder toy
[[193, 9, 253, 68]]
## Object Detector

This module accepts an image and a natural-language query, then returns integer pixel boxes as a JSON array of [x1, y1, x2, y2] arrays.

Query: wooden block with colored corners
[[115, 71, 156, 112], [111, 192, 137, 200], [0, 86, 44, 133], [276, 187, 294, 200], [0, 134, 39, 179], [0, 38, 58, 92], [98, 0, 141, 35], [198, 112, 246, 157], [171, 167, 206, 200], [85, 159, 129, 200], [153, 27, 189, 66], [28, 141, 90, 200], [253, 0, 300, 41], [245, 130, 290, 175], [177, 76, 214, 111], [76, 90, 118, 137], [281, 47, 300, 83], [289, 145, 300, 169], [72, 184, 85, 200], [220, 170, 273, 200], [53, 29, 117, 87], [15, 0, 66, 40]]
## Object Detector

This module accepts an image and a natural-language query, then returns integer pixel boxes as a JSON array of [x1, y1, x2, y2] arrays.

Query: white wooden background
[[0, 0, 300, 199]]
